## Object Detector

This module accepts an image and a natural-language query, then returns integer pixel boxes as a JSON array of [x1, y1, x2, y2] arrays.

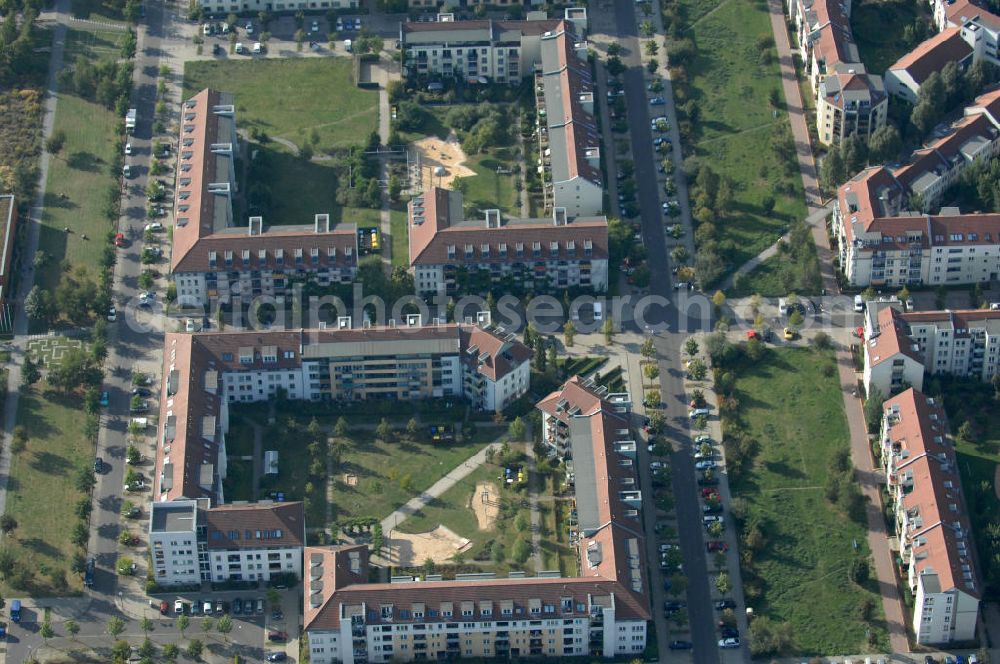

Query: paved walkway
[[524, 441, 544, 572], [835, 344, 910, 652], [766, 0, 839, 294], [0, 0, 71, 528]]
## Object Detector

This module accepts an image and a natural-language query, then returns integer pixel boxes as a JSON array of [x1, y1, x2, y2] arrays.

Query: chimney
[[315, 213, 331, 233], [485, 209, 502, 229], [248, 216, 263, 236], [553, 207, 568, 226]]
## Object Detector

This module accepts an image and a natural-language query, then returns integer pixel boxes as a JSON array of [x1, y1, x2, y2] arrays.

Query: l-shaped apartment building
[[303, 376, 650, 663], [863, 304, 1000, 395], [170, 89, 360, 309], [786, 0, 887, 146], [879, 388, 980, 644], [832, 87, 1000, 288]]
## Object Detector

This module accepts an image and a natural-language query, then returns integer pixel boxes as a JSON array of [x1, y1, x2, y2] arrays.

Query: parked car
[[688, 408, 710, 419], [703, 515, 723, 526], [203, 600, 212, 614], [232, 598, 243, 615], [702, 502, 723, 514], [649, 96, 666, 105], [268, 631, 289, 642], [721, 626, 740, 639], [113, 233, 126, 247], [694, 435, 713, 444], [668, 641, 693, 650], [695, 459, 716, 470], [132, 387, 152, 397], [268, 654, 288, 662], [144, 222, 163, 232], [94, 457, 104, 473], [159, 600, 168, 615], [719, 637, 741, 649], [215, 600, 225, 614], [174, 600, 185, 614], [99, 391, 110, 407], [107, 305, 117, 322], [707, 541, 729, 552], [714, 599, 736, 610], [124, 142, 132, 155]]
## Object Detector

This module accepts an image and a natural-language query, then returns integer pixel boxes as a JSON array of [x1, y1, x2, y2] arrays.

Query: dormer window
[[532, 242, 541, 257], [481, 243, 490, 258], [208, 251, 217, 268], [499, 243, 507, 257], [447, 244, 456, 259], [464, 244, 474, 259], [295, 248, 304, 264], [224, 251, 233, 267], [584, 239, 593, 256], [549, 241, 559, 257], [242, 250, 250, 267], [275, 249, 284, 265], [516, 243, 524, 257], [259, 249, 267, 263], [311, 247, 319, 264]]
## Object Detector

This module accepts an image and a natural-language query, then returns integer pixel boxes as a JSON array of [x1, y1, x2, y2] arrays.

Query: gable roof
[[204, 501, 306, 550], [888, 28, 973, 86]]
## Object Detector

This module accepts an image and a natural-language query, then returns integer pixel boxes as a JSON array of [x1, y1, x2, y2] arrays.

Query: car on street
[[267, 654, 288, 662], [668, 641, 693, 650], [707, 541, 729, 552], [688, 408, 710, 419], [721, 626, 740, 639], [124, 142, 132, 155], [107, 305, 117, 321], [703, 515, 723, 526], [174, 600, 185, 614], [99, 390, 110, 407], [159, 600, 169, 615], [144, 222, 163, 232], [94, 457, 104, 473], [114, 232, 127, 247], [269, 631, 289, 642], [714, 599, 736, 610], [694, 459, 716, 470], [649, 96, 665, 105], [719, 637, 741, 649]]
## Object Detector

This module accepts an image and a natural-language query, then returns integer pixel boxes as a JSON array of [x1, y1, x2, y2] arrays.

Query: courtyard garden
[[715, 340, 888, 655]]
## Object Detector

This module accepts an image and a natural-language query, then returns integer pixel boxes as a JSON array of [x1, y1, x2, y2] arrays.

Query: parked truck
[[125, 108, 137, 133]]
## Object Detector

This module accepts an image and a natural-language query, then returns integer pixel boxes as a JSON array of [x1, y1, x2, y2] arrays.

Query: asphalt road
[[603, 0, 720, 660]]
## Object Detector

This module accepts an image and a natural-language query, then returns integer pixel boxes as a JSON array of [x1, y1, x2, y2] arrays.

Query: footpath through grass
[[726, 346, 888, 655], [676, 0, 808, 275]]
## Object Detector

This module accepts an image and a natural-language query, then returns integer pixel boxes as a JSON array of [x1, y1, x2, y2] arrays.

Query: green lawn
[[728, 347, 888, 655], [463, 150, 519, 216], [183, 58, 379, 151], [389, 206, 409, 268], [728, 236, 821, 297], [5, 389, 94, 595], [38, 28, 125, 291], [851, 0, 932, 76], [679, 0, 808, 273]]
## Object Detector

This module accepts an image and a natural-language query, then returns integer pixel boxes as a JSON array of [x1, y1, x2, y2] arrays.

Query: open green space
[[729, 222, 822, 297], [184, 58, 379, 151], [851, 0, 932, 77], [38, 28, 125, 291], [463, 149, 519, 216], [389, 206, 409, 268], [4, 390, 94, 595], [726, 346, 888, 655], [929, 376, 1000, 599], [677, 0, 808, 277]]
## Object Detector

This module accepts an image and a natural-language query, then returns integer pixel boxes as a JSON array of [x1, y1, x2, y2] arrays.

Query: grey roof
[[150, 500, 199, 533], [568, 416, 600, 534]]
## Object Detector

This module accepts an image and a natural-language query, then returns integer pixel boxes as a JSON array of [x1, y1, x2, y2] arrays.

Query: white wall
[[208, 546, 302, 582]]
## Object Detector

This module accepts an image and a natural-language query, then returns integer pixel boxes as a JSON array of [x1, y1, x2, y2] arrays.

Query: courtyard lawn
[[37, 28, 125, 291], [678, 0, 808, 275], [183, 58, 379, 151], [728, 347, 888, 655], [851, 0, 933, 77], [389, 206, 409, 268], [463, 150, 519, 216], [4, 389, 94, 595]]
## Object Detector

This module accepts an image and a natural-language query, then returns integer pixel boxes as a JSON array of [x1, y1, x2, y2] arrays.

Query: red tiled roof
[[205, 502, 306, 550], [867, 307, 924, 367], [536, 375, 612, 422], [889, 28, 973, 85]]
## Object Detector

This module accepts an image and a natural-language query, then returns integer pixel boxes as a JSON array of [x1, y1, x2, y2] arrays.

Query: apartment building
[[885, 28, 975, 103], [0, 195, 17, 307], [933, 0, 1000, 66], [786, 0, 887, 145], [154, 322, 529, 500], [149, 498, 306, 586], [303, 377, 649, 663], [195, 0, 356, 14], [408, 188, 609, 296], [863, 307, 1000, 394], [879, 389, 980, 644], [535, 20, 603, 217], [864, 306, 927, 396], [832, 89, 1000, 287], [400, 16, 561, 84], [536, 375, 631, 457], [170, 89, 358, 308]]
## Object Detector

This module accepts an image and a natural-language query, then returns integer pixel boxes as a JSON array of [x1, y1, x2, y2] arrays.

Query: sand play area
[[388, 525, 471, 566], [412, 132, 476, 190], [472, 481, 500, 530]]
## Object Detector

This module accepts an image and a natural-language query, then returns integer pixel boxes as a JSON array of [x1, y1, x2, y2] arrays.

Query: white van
[[593, 302, 603, 321], [854, 294, 864, 312], [344, 38, 352, 52], [252, 42, 262, 54], [235, 42, 245, 54]]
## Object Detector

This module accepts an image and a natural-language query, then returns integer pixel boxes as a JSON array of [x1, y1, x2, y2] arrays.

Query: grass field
[[389, 206, 409, 267], [463, 149, 519, 216], [728, 347, 888, 655], [4, 390, 94, 595], [184, 59, 379, 151], [851, 0, 932, 76], [679, 0, 808, 272], [37, 28, 125, 291]]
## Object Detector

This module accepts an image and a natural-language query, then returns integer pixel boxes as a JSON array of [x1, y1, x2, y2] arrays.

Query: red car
[[114, 233, 126, 247], [706, 541, 729, 553], [268, 631, 288, 642], [701, 488, 720, 499], [159, 600, 169, 615]]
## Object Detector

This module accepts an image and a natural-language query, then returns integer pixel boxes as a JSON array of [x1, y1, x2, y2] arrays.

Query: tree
[[64, 619, 80, 638], [788, 309, 804, 331], [689, 359, 707, 381], [20, 357, 40, 387], [716, 571, 731, 594], [376, 418, 392, 441], [334, 416, 348, 438], [24, 285, 52, 323], [406, 417, 419, 440], [46, 129, 66, 155], [602, 317, 615, 344], [868, 124, 902, 164], [176, 614, 189, 636], [202, 617, 214, 633], [106, 616, 126, 638], [563, 321, 576, 347], [864, 387, 885, 433], [185, 639, 203, 659], [0, 514, 17, 537], [111, 640, 131, 661], [40, 621, 53, 641], [508, 416, 526, 441], [163, 643, 179, 662], [820, 149, 846, 189], [217, 614, 233, 640]]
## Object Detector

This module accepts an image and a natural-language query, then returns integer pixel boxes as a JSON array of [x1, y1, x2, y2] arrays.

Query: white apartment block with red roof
[[170, 89, 359, 309], [931, 0, 1000, 65], [862, 307, 1000, 394], [786, 0, 887, 146], [303, 377, 649, 663], [879, 389, 980, 644], [885, 27, 975, 103], [832, 89, 1000, 288], [408, 188, 609, 296]]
